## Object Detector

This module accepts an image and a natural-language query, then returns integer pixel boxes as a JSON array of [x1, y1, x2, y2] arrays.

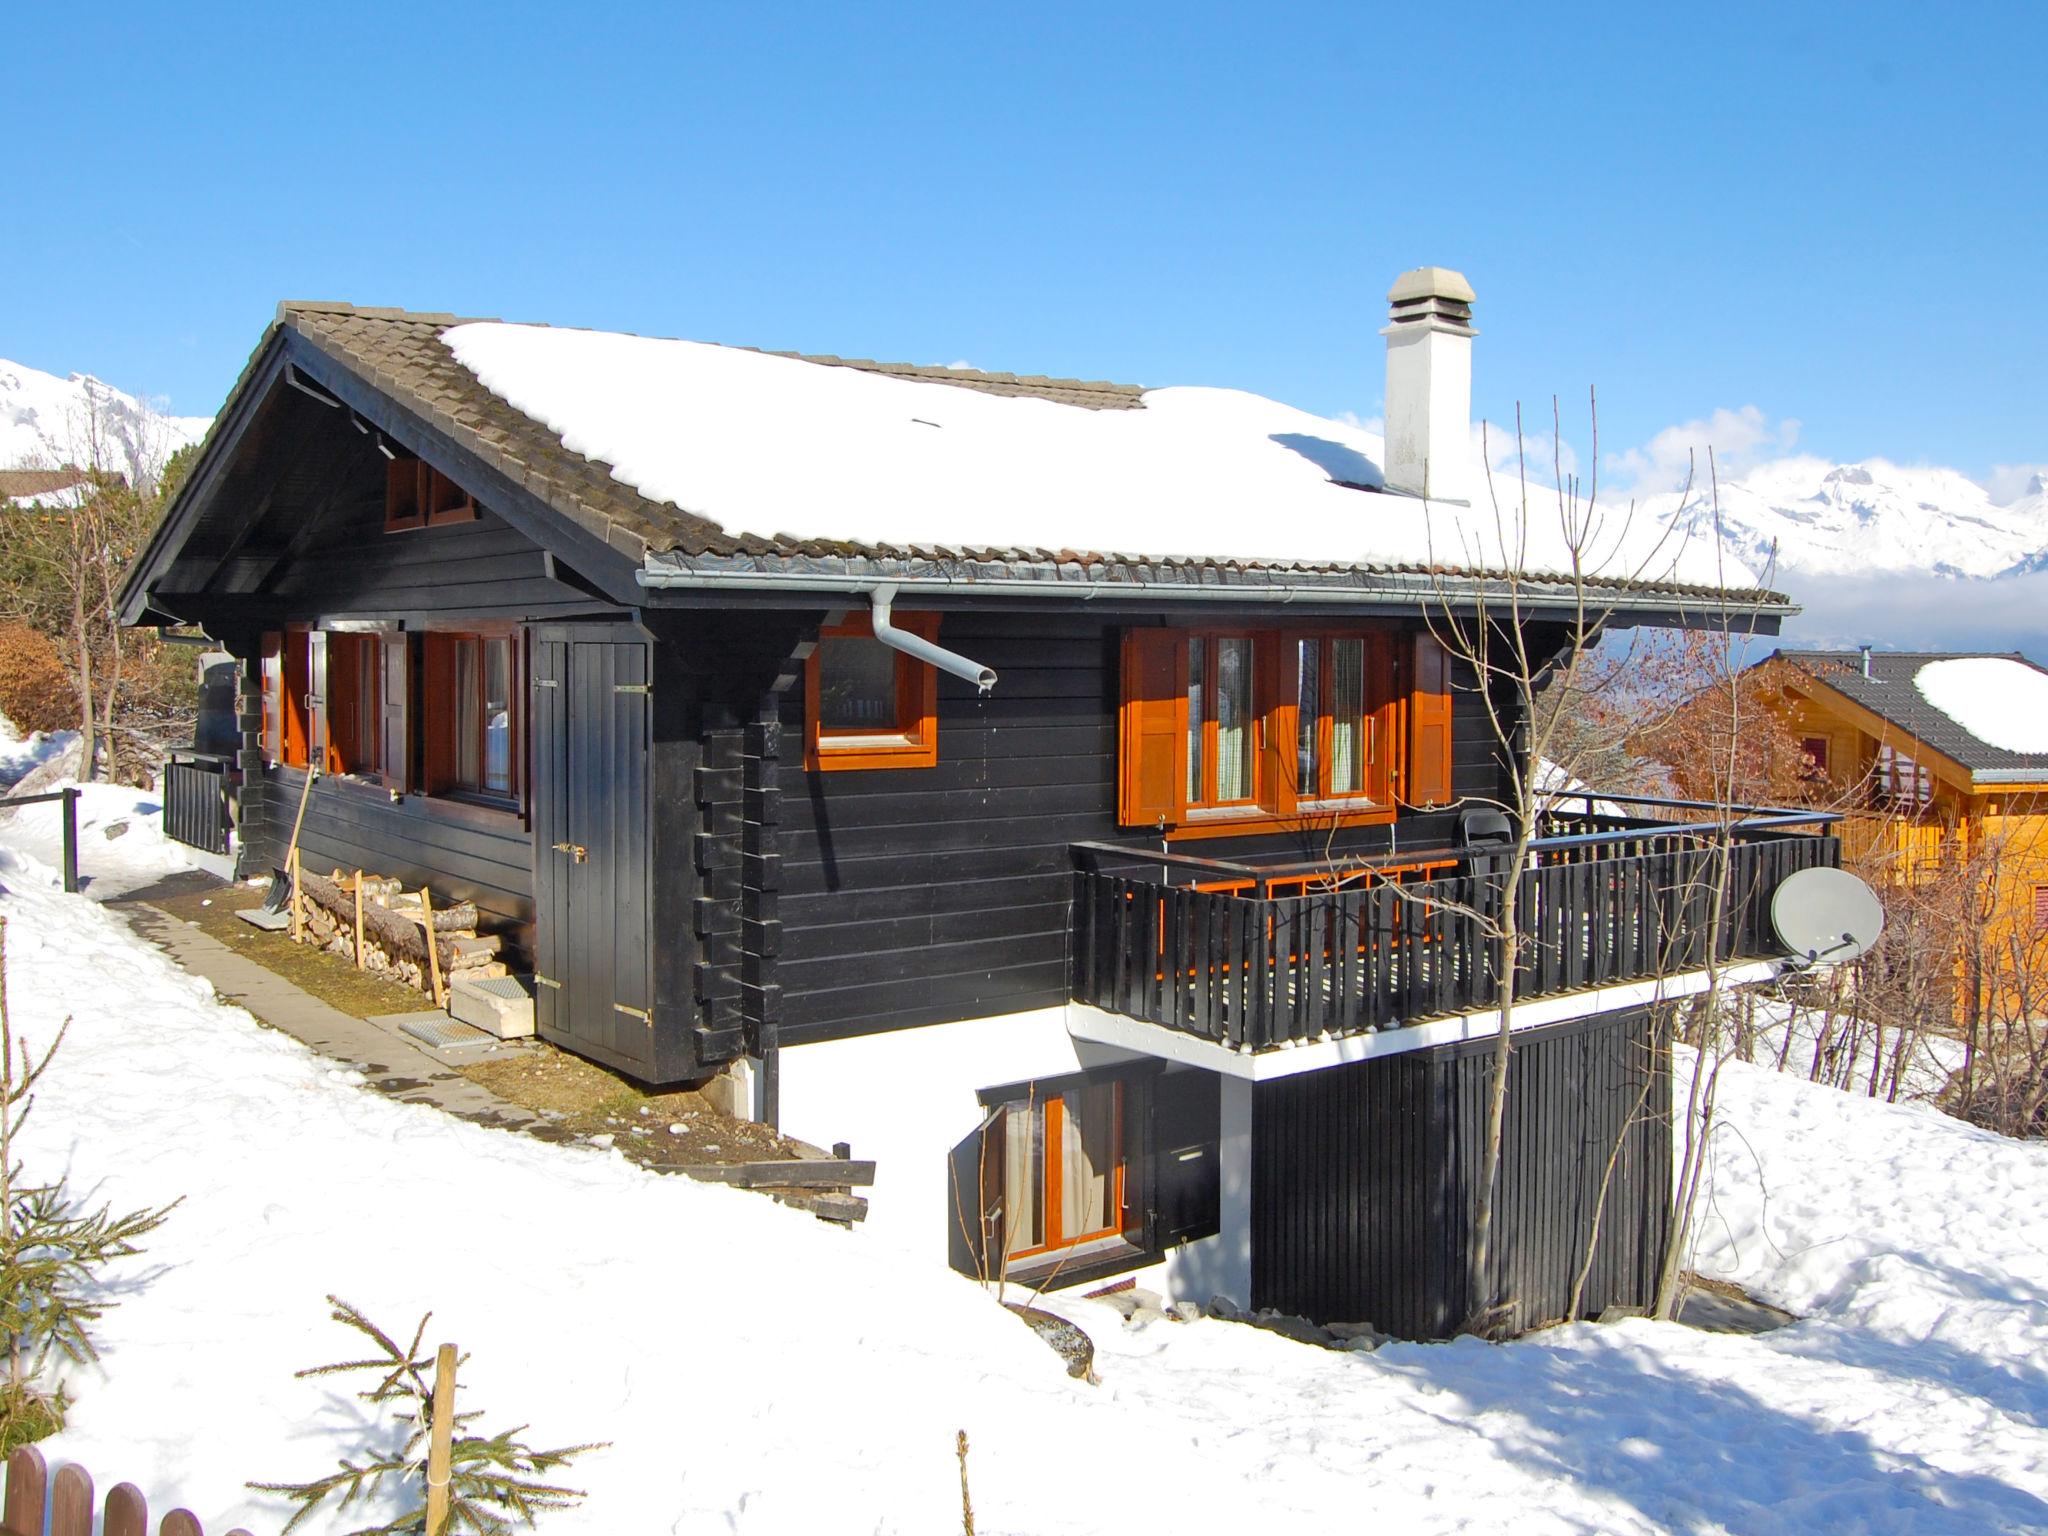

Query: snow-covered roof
[[1778, 649, 2048, 781], [143, 303, 1787, 616], [444, 319, 1752, 594]]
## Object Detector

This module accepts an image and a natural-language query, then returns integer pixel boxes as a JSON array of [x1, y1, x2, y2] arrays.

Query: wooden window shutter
[[260, 632, 282, 764], [307, 631, 330, 774], [1119, 629, 1185, 827], [381, 634, 411, 791], [1407, 630, 1454, 808]]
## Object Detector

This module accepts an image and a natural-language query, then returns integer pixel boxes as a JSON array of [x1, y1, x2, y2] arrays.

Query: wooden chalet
[[121, 272, 1838, 1337], [1730, 649, 2048, 1023]]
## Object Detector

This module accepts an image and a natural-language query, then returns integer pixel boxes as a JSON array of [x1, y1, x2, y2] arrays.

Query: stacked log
[[294, 870, 508, 996]]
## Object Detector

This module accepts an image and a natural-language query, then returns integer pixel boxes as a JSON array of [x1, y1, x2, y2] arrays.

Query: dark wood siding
[[1249, 1005, 1671, 1338], [771, 612, 1505, 1046], [239, 771, 537, 952]]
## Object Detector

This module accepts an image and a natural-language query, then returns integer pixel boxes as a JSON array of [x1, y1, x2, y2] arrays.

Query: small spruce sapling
[[251, 1296, 605, 1536], [0, 917, 176, 1450]]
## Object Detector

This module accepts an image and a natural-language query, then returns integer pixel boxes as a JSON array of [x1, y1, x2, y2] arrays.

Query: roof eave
[[637, 550, 1796, 624]]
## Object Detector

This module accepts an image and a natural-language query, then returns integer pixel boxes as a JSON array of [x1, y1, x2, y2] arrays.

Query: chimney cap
[[1388, 266, 1476, 306]]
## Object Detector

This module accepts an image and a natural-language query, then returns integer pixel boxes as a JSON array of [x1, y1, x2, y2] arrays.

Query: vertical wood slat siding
[[1251, 1005, 1671, 1336], [1068, 834, 1839, 1049]]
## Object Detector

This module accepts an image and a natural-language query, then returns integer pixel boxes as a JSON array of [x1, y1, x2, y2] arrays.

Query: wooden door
[[532, 631, 654, 1075]]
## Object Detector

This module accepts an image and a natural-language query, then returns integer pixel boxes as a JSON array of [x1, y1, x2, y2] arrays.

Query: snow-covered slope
[[7, 823, 2048, 1533], [1645, 457, 2048, 579], [0, 356, 210, 490]]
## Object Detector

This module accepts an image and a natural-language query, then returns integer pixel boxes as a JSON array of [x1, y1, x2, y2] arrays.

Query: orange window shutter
[[259, 632, 283, 764], [1120, 628, 1184, 827], [1407, 630, 1454, 808]]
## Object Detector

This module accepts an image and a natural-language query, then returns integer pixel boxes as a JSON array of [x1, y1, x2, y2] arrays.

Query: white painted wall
[[776, 1007, 1246, 1306]]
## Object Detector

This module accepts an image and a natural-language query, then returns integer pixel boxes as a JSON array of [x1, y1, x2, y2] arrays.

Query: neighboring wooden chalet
[[121, 271, 1837, 1337], [1728, 649, 2048, 1021]]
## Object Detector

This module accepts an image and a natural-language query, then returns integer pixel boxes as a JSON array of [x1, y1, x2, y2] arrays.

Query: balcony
[[1067, 796, 1842, 1054]]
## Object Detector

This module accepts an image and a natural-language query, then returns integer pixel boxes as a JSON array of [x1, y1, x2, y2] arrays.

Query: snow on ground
[[1915, 655, 2048, 754], [446, 322, 1745, 590], [0, 779, 194, 898], [0, 718, 76, 789], [7, 836, 2048, 1532]]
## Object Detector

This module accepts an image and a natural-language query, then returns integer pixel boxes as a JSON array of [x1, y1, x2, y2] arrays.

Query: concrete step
[[450, 974, 537, 1039]]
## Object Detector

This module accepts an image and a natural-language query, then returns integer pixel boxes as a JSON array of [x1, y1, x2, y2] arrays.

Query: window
[[803, 613, 940, 771], [257, 625, 516, 807], [324, 634, 383, 777], [385, 454, 479, 533], [2034, 885, 2048, 934], [423, 630, 522, 802], [1878, 743, 1931, 807], [1119, 626, 1449, 831], [1799, 735, 1831, 781], [1186, 633, 1258, 812], [995, 1081, 1129, 1264]]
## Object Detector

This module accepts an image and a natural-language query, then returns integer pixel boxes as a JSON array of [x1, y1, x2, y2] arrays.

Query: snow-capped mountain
[[1643, 456, 2048, 580], [0, 356, 211, 491]]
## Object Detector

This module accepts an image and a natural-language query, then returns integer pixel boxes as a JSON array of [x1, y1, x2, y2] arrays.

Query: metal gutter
[[637, 555, 1797, 622], [870, 584, 996, 693]]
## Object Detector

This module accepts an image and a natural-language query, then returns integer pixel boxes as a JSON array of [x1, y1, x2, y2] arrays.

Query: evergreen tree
[[252, 1297, 603, 1536]]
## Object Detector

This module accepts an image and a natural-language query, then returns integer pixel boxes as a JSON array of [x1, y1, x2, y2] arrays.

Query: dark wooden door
[[533, 631, 653, 1075]]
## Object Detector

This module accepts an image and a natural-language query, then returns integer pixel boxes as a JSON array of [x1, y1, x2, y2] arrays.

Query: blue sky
[[10, 1, 2044, 494]]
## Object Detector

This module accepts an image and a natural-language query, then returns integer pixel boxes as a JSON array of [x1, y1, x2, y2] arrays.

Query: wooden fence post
[[425, 1342, 457, 1536], [49, 1464, 89, 1536], [421, 888, 445, 1008], [352, 872, 365, 969], [5, 1444, 47, 1536], [58, 787, 78, 895], [102, 1484, 145, 1536]]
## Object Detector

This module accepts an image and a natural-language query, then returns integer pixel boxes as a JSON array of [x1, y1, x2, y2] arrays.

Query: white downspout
[[870, 584, 997, 694]]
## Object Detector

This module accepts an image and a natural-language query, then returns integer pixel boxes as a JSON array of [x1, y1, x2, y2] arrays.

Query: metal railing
[[1068, 812, 1840, 1053], [0, 787, 79, 893]]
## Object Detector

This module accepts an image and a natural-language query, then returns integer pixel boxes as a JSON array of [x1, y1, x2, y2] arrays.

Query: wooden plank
[[4, 1445, 47, 1536], [157, 1514, 203, 1536], [102, 1484, 145, 1536], [664, 1159, 876, 1188], [49, 1465, 89, 1536]]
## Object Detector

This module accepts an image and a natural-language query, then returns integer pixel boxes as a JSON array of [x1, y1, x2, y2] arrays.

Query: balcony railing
[[1068, 797, 1841, 1053]]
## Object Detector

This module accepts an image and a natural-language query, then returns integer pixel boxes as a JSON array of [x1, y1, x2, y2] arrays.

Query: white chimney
[[1380, 266, 1477, 504]]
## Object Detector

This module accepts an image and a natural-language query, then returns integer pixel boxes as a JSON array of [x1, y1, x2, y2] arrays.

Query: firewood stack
[[293, 869, 508, 996]]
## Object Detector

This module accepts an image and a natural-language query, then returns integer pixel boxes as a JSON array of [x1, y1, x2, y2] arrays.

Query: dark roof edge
[[639, 550, 1797, 617]]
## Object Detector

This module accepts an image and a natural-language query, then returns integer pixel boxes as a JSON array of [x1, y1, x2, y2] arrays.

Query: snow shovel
[[259, 764, 320, 915]]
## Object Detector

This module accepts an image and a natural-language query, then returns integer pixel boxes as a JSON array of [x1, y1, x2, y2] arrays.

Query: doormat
[[380, 1013, 501, 1060]]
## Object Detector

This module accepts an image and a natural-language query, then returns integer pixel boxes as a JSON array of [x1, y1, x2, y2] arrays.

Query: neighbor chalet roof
[[0, 467, 95, 501], [145, 301, 1792, 617], [1775, 649, 2048, 783]]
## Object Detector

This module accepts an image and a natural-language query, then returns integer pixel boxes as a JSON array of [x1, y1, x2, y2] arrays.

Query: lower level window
[[998, 1081, 1127, 1263], [424, 630, 522, 803]]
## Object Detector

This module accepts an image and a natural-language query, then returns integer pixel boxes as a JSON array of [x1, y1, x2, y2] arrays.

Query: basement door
[[531, 631, 655, 1076]]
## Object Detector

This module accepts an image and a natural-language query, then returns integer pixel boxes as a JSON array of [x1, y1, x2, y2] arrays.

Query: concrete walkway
[[113, 891, 558, 1139]]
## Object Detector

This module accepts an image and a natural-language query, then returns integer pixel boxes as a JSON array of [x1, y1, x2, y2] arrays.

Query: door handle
[[553, 842, 588, 863]]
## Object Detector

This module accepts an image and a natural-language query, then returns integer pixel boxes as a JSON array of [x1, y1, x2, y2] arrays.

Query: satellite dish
[[1771, 866, 1885, 968]]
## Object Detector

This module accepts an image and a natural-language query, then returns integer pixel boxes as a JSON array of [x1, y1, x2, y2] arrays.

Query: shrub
[[0, 626, 74, 737]]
